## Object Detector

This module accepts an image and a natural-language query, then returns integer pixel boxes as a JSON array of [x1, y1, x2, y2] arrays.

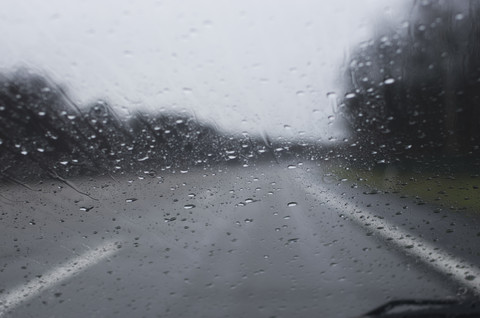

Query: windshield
[[0, 1, 479, 317]]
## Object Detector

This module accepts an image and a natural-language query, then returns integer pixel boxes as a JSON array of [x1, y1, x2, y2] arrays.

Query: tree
[[341, 0, 480, 165], [0, 70, 280, 180]]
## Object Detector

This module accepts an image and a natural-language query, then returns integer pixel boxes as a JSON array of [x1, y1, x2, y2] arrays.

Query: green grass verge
[[334, 165, 480, 213]]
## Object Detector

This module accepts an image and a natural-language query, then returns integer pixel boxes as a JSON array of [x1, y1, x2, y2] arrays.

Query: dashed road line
[[0, 240, 119, 316], [294, 168, 480, 294]]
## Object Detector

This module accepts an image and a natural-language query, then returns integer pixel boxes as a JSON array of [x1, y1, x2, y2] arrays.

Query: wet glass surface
[[1, 1, 480, 317]]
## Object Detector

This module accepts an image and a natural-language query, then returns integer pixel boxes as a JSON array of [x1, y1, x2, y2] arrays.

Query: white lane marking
[[294, 169, 480, 294], [0, 240, 119, 316]]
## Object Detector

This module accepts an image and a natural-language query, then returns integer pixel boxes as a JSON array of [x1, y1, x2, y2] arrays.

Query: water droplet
[[287, 202, 297, 207], [327, 92, 338, 112], [457, 287, 468, 296], [384, 78, 395, 85], [184, 204, 196, 209], [345, 92, 356, 99], [165, 217, 176, 222]]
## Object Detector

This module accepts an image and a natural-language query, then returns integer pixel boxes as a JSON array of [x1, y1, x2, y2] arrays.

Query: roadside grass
[[334, 165, 480, 213]]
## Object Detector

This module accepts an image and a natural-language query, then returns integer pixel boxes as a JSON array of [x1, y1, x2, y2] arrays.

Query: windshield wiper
[[357, 299, 480, 318]]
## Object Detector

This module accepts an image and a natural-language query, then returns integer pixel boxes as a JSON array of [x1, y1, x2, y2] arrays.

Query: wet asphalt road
[[0, 162, 479, 317]]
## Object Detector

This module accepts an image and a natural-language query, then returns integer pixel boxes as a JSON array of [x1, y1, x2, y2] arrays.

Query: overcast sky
[[1, 0, 406, 139]]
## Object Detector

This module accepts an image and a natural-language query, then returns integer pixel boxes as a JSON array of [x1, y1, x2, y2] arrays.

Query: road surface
[[0, 162, 479, 317]]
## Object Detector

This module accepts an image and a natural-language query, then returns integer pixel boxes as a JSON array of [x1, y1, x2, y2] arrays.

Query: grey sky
[[1, 0, 406, 139]]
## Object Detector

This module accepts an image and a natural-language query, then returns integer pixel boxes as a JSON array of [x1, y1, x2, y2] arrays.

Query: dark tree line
[[341, 0, 480, 166], [0, 71, 271, 180]]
